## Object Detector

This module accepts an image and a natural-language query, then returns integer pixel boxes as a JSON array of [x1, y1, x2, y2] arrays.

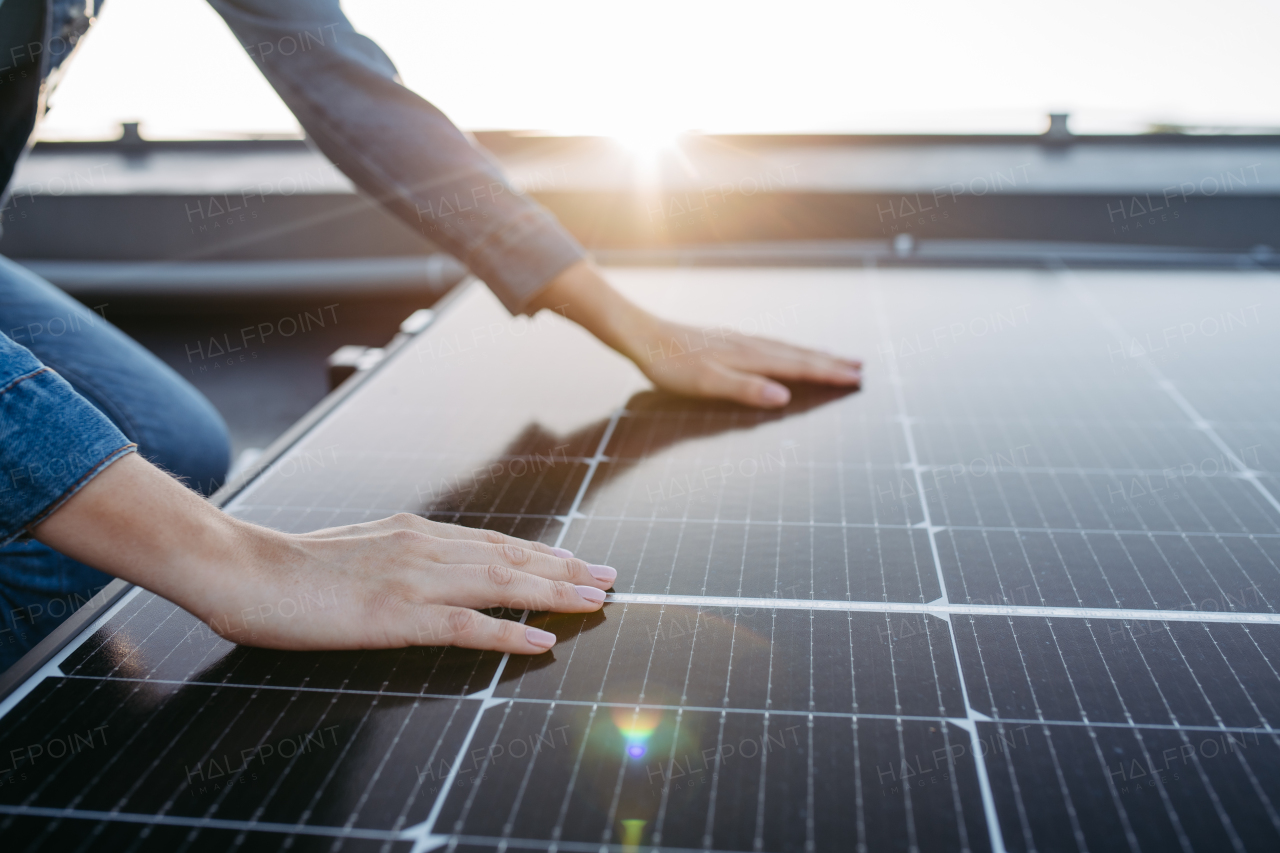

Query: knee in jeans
[[135, 391, 231, 497]]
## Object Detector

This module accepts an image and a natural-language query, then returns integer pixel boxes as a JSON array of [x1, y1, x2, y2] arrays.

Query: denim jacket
[[0, 0, 586, 538], [205, 0, 586, 312], [0, 333, 135, 544], [3, 0, 586, 312]]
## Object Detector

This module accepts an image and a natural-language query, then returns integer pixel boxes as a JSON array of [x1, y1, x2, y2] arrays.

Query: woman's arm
[[530, 259, 862, 408], [34, 453, 615, 654], [206, 2, 862, 405]]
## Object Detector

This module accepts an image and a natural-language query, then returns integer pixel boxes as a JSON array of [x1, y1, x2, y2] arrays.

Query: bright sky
[[37, 0, 1280, 141]]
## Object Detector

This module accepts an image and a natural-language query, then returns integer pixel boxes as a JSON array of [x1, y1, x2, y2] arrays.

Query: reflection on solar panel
[[2, 266, 1279, 852]]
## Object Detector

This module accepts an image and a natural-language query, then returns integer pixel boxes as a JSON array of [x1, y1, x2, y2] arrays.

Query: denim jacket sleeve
[[205, 0, 587, 314], [0, 333, 136, 545]]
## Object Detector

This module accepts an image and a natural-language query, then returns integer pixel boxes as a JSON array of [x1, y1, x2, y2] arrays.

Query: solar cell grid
[[2, 266, 1279, 852]]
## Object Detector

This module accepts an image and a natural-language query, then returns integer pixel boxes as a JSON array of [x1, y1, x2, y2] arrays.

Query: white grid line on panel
[[603, 592, 1280, 625], [871, 274, 1008, 853], [410, 406, 624, 852], [224, 508, 1280, 540]]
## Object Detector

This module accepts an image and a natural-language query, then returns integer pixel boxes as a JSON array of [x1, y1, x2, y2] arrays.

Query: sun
[[610, 124, 683, 159]]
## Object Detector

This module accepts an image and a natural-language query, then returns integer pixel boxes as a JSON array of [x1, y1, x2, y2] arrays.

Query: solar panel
[[2, 266, 1278, 852]]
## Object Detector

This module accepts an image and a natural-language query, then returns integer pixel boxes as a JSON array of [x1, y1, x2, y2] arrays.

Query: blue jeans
[[0, 256, 230, 669]]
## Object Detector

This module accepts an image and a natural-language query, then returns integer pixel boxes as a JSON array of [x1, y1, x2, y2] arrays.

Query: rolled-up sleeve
[[206, 0, 587, 313], [0, 334, 136, 544]]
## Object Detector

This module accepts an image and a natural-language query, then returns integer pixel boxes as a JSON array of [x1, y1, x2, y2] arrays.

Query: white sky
[[37, 0, 1280, 141]]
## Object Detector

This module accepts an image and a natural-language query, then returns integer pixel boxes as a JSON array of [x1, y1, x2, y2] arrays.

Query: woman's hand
[[34, 453, 615, 654], [223, 513, 615, 652], [615, 312, 862, 408], [527, 260, 861, 408]]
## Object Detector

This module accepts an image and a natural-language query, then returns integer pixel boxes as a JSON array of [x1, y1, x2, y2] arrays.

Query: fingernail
[[526, 627, 556, 649], [840, 366, 862, 381], [575, 585, 606, 603], [761, 383, 790, 406], [550, 547, 574, 559], [588, 564, 617, 584]]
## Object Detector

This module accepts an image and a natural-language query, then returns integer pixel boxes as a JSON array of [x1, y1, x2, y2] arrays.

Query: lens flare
[[611, 706, 662, 759], [620, 818, 647, 852]]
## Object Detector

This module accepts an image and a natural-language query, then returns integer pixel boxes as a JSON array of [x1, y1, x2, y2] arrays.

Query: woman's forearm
[[526, 259, 657, 360], [30, 453, 615, 654], [32, 452, 267, 622], [527, 259, 862, 408]]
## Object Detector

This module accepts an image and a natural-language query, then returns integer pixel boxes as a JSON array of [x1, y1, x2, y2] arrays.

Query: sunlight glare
[[611, 125, 683, 160]]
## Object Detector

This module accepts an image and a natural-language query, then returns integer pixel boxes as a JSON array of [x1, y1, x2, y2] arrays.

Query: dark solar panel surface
[[2, 266, 1279, 852]]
